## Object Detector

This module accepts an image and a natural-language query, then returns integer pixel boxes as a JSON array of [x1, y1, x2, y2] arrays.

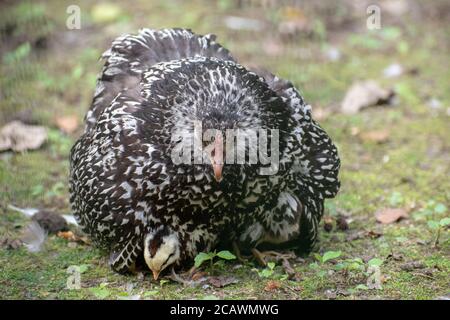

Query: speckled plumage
[[69, 28, 340, 273]]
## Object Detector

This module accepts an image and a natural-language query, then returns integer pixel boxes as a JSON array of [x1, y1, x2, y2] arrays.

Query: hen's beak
[[212, 131, 224, 182], [152, 270, 160, 281]]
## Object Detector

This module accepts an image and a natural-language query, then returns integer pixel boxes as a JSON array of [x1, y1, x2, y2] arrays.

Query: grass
[[0, 0, 449, 299]]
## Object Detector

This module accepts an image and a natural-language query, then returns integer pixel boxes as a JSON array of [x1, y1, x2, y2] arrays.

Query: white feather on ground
[[7, 204, 39, 217], [7, 204, 78, 226], [62, 214, 78, 225], [21, 221, 47, 253]]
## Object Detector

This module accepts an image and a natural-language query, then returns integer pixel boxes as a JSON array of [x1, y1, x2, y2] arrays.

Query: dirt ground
[[0, 0, 449, 299]]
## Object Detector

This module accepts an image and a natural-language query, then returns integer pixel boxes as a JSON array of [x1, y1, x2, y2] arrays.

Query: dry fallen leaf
[[57, 230, 90, 244], [400, 261, 425, 271], [375, 208, 408, 224], [341, 80, 394, 114], [191, 271, 207, 282], [359, 130, 390, 144], [346, 230, 383, 241], [0, 121, 47, 152], [323, 216, 333, 232], [264, 280, 281, 292], [55, 115, 79, 134], [0, 237, 23, 250], [57, 230, 75, 240], [367, 230, 383, 238]]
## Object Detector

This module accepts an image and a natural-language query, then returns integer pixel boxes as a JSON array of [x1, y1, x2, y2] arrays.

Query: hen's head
[[150, 58, 289, 183]]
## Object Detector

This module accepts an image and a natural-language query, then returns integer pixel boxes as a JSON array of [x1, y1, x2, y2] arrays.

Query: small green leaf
[[89, 287, 110, 299], [216, 250, 236, 260], [279, 274, 289, 281], [355, 284, 369, 291], [349, 262, 364, 271], [368, 258, 383, 267], [317, 270, 327, 277], [31, 185, 44, 196], [159, 279, 169, 287], [396, 41, 409, 54], [267, 262, 276, 270], [322, 251, 342, 263], [194, 252, 214, 268], [116, 291, 129, 297], [439, 217, 450, 227], [3, 42, 31, 64], [143, 290, 159, 297], [78, 264, 90, 274], [381, 27, 401, 40], [334, 263, 346, 271], [427, 220, 440, 230], [72, 65, 84, 79], [434, 203, 447, 214], [259, 269, 274, 278], [313, 253, 323, 263], [389, 192, 403, 206]]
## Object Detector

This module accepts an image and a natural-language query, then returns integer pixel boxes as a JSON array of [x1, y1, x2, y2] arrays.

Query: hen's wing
[[254, 68, 340, 199]]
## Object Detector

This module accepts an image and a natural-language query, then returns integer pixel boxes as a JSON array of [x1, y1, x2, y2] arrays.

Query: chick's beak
[[152, 269, 160, 281]]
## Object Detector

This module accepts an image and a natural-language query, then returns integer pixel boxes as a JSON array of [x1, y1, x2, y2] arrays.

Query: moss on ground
[[0, 0, 448, 299]]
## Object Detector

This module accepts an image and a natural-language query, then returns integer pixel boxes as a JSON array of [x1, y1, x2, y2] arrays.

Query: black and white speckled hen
[[69, 28, 340, 279]]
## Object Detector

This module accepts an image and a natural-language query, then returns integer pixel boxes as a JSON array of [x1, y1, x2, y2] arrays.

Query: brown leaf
[[336, 216, 349, 231], [400, 261, 425, 271], [0, 121, 47, 152], [1, 237, 23, 250], [346, 230, 382, 241], [359, 130, 390, 144], [323, 216, 333, 232], [375, 208, 408, 224], [341, 80, 394, 114], [57, 231, 90, 244], [264, 280, 281, 292], [57, 231, 76, 240], [208, 276, 239, 288], [191, 271, 207, 282], [55, 115, 79, 134], [367, 230, 383, 238]]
